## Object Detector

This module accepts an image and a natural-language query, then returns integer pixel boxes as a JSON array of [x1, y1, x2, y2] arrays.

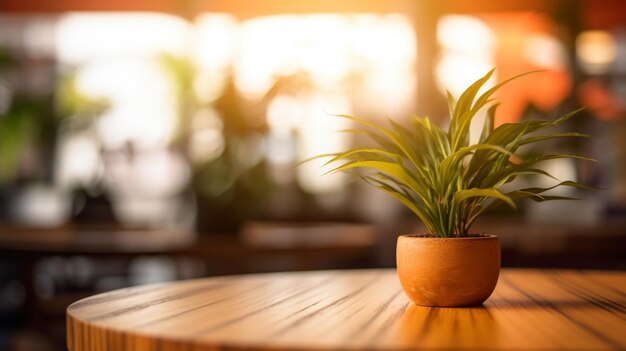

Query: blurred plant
[[0, 46, 109, 186], [0, 97, 42, 183], [322, 70, 594, 237], [158, 54, 196, 145], [158, 54, 272, 232], [0, 48, 53, 184], [55, 71, 109, 126], [55, 70, 112, 221]]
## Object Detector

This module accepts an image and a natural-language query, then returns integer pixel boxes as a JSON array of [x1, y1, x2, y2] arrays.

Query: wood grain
[[67, 269, 626, 350]]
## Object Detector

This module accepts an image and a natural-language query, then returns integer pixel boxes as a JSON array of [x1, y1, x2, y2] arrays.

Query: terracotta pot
[[396, 234, 500, 307]]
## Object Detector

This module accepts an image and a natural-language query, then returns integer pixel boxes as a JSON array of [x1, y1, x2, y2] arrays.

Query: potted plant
[[321, 69, 592, 307]]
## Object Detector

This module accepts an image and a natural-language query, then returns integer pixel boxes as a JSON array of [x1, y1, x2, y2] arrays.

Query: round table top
[[67, 268, 626, 351]]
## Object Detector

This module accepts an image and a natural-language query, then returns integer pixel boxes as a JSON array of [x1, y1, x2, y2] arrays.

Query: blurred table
[[0, 224, 377, 273], [67, 269, 626, 351], [0, 224, 376, 349]]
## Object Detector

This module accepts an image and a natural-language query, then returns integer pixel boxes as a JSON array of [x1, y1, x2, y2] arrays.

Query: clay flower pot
[[396, 234, 500, 307]]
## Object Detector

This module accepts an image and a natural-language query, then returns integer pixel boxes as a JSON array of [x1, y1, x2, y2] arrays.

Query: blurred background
[[0, 0, 625, 349]]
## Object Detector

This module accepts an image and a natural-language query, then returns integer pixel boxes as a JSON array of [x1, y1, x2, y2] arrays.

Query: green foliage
[[0, 99, 40, 182], [323, 69, 593, 237], [56, 72, 109, 122]]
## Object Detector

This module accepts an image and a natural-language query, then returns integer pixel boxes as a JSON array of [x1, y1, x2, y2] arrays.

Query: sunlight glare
[[436, 15, 496, 98], [296, 95, 352, 194], [56, 12, 189, 64]]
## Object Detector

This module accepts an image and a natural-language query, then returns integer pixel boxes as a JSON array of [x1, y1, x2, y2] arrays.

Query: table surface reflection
[[67, 268, 626, 350]]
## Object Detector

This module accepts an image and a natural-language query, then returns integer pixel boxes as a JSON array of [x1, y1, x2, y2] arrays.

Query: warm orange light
[[481, 12, 572, 126], [576, 30, 616, 75]]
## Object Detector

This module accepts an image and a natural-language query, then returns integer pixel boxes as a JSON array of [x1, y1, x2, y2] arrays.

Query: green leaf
[[535, 154, 597, 163], [442, 143, 515, 193], [450, 69, 495, 151], [446, 90, 456, 120], [479, 103, 498, 143], [472, 70, 542, 113], [360, 174, 437, 234], [337, 114, 427, 173], [508, 191, 580, 202], [455, 188, 516, 209], [326, 159, 433, 199], [516, 180, 596, 193], [519, 132, 590, 146], [453, 69, 495, 122], [323, 147, 399, 166], [338, 128, 401, 153]]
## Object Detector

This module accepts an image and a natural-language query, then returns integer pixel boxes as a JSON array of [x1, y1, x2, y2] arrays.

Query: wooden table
[[67, 269, 626, 350]]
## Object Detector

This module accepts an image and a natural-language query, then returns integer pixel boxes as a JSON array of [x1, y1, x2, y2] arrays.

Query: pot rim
[[398, 234, 498, 240]]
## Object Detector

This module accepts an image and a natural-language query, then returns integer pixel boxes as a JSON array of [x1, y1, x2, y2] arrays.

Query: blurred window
[[194, 13, 417, 194]]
